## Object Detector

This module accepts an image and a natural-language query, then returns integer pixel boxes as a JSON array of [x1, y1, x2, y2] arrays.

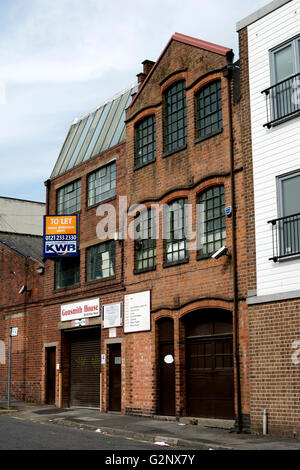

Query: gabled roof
[[130, 32, 231, 108], [51, 82, 138, 179]]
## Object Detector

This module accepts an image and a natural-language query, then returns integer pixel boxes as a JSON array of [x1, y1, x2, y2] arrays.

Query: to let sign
[[43, 215, 78, 258], [61, 298, 100, 322]]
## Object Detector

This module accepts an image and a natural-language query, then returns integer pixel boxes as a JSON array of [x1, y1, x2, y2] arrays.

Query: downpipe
[[223, 51, 242, 433]]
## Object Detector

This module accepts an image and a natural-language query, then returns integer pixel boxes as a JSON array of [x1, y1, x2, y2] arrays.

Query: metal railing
[[268, 212, 300, 262], [262, 73, 300, 128]]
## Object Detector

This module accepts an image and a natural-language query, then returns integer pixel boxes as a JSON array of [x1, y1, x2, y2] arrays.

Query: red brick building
[[0, 232, 44, 401], [1, 33, 252, 432], [122, 33, 250, 429]]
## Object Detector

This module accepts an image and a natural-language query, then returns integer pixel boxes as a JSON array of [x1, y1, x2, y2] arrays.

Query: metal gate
[[69, 328, 100, 407]]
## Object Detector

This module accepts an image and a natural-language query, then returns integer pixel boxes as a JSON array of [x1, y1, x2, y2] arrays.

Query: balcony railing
[[268, 212, 300, 262], [262, 73, 300, 128]]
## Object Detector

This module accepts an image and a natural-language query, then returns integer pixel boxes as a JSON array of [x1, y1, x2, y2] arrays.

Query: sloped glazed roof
[[51, 82, 138, 179]]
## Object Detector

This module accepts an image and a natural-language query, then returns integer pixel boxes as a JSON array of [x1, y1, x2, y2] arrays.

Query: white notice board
[[102, 302, 123, 329], [124, 291, 150, 333]]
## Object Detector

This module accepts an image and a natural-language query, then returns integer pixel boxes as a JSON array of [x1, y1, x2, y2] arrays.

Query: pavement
[[1, 400, 300, 450]]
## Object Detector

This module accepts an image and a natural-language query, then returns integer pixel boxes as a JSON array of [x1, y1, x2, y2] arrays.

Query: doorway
[[109, 343, 121, 411], [69, 328, 100, 407], [185, 310, 234, 419], [158, 318, 175, 416], [46, 347, 56, 405]]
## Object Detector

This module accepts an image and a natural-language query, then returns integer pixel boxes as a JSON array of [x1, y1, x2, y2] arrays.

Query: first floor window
[[197, 186, 226, 258], [55, 255, 80, 289], [164, 198, 188, 264], [277, 171, 300, 256], [135, 209, 156, 271], [57, 179, 81, 214], [86, 241, 115, 281]]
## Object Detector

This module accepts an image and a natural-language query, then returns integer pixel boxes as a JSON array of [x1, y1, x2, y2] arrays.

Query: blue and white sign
[[43, 215, 79, 258]]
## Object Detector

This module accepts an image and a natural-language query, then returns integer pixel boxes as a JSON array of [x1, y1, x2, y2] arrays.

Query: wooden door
[[158, 318, 175, 416], [186, 310, 234, 419], [109, 344, 121, 411]]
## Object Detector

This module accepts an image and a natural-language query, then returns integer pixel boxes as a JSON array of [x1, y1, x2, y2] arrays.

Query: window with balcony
[[57, 180, 81, 214], [87, 162, 116, 206], [164, 198, 188, 266], [134, 209, 156, 272], [195, 80, 223, 140], [268, 171, 300, 261], [197, 186, 226, 258], [55, 255, 80, 289], [163, 81, 187, 155], [263, 36, 300, 127], [86, 241, 115, 281], [135, 116, 156, 168]]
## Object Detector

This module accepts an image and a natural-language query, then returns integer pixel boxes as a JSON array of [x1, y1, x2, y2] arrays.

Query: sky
[[0, 0, 269, 203]]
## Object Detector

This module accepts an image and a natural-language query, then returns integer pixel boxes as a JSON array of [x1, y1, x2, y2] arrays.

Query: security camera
[[18, 285, 27, 295], [211, 246, 229, 260]]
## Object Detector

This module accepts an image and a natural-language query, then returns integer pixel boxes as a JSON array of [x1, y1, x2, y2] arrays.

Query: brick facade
[[1, 33, 252, 431], [0, 242, 44, 401], [124, 37, 250, 426]]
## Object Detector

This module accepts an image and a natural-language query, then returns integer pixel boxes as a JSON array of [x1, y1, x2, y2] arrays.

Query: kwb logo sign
[[43, 215, 78, 258]]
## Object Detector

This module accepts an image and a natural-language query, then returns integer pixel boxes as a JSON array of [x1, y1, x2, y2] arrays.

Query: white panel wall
[[248, 0, 300, 295]]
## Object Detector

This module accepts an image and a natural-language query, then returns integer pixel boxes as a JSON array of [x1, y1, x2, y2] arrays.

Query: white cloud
[[0, 0, 269, 83]]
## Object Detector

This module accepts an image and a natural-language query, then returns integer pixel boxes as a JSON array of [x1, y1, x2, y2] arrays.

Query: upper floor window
[[271, 36, 300, 84], [269, 171, 300, 261], [164, 198, 188, 265], [195, 81, 222, 140], [87, 162, 116, 207], [55, 255, 80, 289], [135, 116, 156, 168], [57, 179, 81, 215], [163, 81, 187, 154], [86, 241, 115, 281], [263, 36, 300, 127], [135, 209, 156, 272], [197, 186, 226, 258]]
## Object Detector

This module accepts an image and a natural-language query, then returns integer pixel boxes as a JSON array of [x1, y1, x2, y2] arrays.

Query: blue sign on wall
[[43, 215, 79, 258]]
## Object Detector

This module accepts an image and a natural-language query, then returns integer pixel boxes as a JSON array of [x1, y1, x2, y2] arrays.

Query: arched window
[[163, 81, 187, 154], [195, 80, 222, 140], [197, 186, 225, 258]]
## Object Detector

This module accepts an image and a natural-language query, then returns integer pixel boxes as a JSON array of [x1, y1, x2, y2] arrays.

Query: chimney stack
[[136, 72, 147, 88], [142, 59, 155, 75], [136, 59, 155, 88]]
